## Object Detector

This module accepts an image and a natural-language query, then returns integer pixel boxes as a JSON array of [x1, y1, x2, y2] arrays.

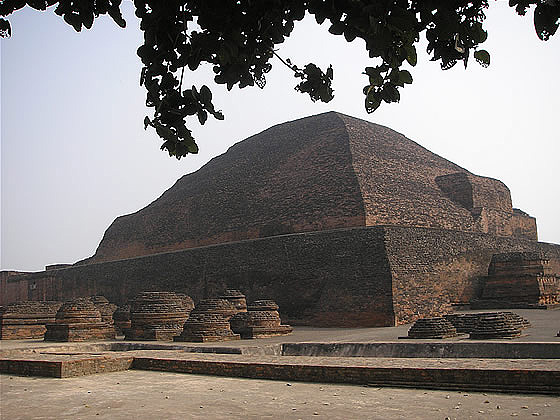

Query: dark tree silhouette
[[1, 1, 558, 158]]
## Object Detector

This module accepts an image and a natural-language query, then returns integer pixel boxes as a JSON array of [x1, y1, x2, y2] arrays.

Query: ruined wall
[[88, 113, 366, 264], [85, 112, 537, 265], [5, 225, 558, 327], [6, 228, 395, 327], [434, 172, 516, 237], [0, 271, 32, 306], [511, 209, 538, 241], [384, 227, 560, 324]]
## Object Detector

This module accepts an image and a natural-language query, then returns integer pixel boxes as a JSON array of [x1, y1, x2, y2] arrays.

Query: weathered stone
[[112, 304, 131, 336], [0, 301, 61, 339], [125, 292, 188, 341], [444, 312, 530, 335], [89, 296, 117, 326], [443, 314, 481, 334], [88, 112, 537, 265], [174, 312, 240, 342], [235, 300, 293, 339], [174, 298, 240, 342], [176, 294, 195, 314], [469, 312, 522, 339], [219, 289, 247, 313], [406, 317, 458, 339], [44, 298, 115, 342], [193, 299, 238, 320], [479, 252, 559, 307], [2, 113, 558, 328]]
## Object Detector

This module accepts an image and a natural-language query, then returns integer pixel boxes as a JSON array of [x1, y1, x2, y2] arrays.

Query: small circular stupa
[[125, 291, 188, 341], [469, 312, 522, 339], [405, 317, 458, 339], [44, 297, 115, 341]]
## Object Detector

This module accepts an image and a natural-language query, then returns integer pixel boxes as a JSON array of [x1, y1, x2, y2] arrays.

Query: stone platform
[[1, 342, 559, 394]]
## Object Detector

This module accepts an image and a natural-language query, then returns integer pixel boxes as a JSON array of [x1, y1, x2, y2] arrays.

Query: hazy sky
[[2, 2, 559, 272]]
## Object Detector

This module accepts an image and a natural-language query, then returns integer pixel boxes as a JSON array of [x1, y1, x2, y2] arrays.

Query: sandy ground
[[1, 308, 559, 419], [1, 370, 559, 420]]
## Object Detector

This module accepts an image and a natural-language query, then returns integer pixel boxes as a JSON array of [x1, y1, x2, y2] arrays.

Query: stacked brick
[[444, 312, 530, 335], [480, 252, 559, 307], [125, 291, 189, 341], [469, 313, 522, 339], [112, 304, 131, 336], [443, 313, 480, 334], [503, 312, 531, 330], [89, 296, 117, 327], [405, 317, 458, 339], [176, 294, 195, 313], [175, 299, 240, 342], [0, 301, 61, 339], [220, 289, 248, 312], [44, 298, 115, 342], [232, 300, 293, 339]]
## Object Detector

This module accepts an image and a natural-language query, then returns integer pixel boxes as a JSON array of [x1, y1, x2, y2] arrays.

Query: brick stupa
[[86, 112, 538, 264], [479, 252, 559, 307], [175, 298, 240, 342], [125, 291, 188, 341], [0, 301, 61, 339], [4, 112, 558, 328], [44, 298, 115, 342], [231, 300, 292, 339]]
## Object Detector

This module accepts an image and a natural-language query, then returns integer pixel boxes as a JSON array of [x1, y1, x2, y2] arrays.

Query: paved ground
[[2, 309, 558, 354], [1, 309, 559, 419], [1, 370, 559, 419]]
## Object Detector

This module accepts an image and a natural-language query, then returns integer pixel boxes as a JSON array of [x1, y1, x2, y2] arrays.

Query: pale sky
[[1, 2, 559, 272]]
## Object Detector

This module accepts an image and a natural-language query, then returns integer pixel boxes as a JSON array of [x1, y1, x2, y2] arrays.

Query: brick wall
[[4, 225, 558, 327], [85, 112, 537, 265], [511, 209, 538, 240], [383, 226, 560, 324], [6, 227, 395, 327]]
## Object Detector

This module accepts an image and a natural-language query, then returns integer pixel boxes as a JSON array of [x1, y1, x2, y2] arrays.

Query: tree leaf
[[474, 49, 490, 67], [405, 45, 417, 66], [399, 70, 413, 84], [200, 85, 212, 105]]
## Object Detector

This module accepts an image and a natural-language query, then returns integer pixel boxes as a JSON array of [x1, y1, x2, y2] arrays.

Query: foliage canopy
[[1, 1, 558, 158]]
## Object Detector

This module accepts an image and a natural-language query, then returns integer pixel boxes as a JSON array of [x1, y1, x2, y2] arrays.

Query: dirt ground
[[1, 370, 558, 420]]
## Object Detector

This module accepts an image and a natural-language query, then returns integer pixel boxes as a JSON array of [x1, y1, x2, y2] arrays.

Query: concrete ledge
[[131, 357, 560, 395], [0, 356, 133, 378], [282, 342, 560, 359]]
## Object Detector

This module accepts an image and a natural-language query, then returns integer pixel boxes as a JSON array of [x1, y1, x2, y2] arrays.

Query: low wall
[[281, 342, 560, 359], [3, 227, 395, 327]]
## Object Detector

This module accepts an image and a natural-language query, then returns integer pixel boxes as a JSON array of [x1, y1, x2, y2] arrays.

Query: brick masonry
[[2, 226, 558, 327], [1, 113, 554, 326], [82, 112, 538, 265]]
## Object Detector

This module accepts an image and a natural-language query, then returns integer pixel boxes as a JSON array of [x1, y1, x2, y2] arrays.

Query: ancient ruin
[[443, 313, 481, 334], [469, 312, 522, 339], [112, 304, 131, 336], [404, 317, 458, 339], [174, 312, 240, 342], [0, 301, 61, 339], [231, 300, 293, 339], [478, 252, 559, 308], [174, 298, 240, 342], [89, 295, 117, 327], [220, 289, 248, 312], [1, 112, 559, 327], [44, 298, 115, 342], [176, 293, 195, 313], [125, 292, 188, 341]]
